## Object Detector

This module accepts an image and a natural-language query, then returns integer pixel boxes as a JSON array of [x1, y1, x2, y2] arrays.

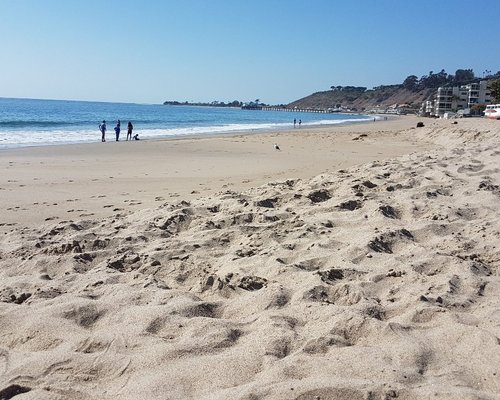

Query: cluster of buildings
[[420, 80, 492, 118]]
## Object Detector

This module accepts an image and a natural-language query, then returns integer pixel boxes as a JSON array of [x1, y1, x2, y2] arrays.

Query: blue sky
[[1, 0, 499, 104]]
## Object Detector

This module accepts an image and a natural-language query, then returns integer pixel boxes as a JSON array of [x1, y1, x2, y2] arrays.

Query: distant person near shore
[[298, 119, 302, 128], [294, 118, 296, 128], [99, 120, 106, 142], [127, 121, 133, 141], [114, 120, 121, 141]]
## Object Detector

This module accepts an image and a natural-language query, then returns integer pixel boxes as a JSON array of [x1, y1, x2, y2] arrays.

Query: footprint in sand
[[457, 163, 484, 173]]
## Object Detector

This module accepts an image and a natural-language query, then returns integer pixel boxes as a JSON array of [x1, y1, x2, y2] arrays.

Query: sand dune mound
[[1, 120, 500, 399]]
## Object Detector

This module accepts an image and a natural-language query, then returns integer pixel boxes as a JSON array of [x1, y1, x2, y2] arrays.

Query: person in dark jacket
[[114, 120, 121, 141], [99, 120, 106, 142], [127, 121, 133, 141]]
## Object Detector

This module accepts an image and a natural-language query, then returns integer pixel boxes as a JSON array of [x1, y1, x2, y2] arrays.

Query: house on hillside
[[421, 80, 492, 117]]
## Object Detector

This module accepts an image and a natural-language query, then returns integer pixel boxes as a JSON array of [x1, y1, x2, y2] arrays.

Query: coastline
[[0, 112, 377, 151], [0, 97, 377, 151], [1, 115, 425, 231]]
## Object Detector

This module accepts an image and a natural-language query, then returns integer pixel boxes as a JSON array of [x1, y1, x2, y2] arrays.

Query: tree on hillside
[[453, 69, 475, 85], [434, 69, 450, 86], [418, 69, 450, 89], [490, 80, 500, 102], [341, 86, 367, 92], [403, 75, 419, 91]]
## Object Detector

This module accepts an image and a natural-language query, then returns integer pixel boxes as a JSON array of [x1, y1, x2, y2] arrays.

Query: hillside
[[287, 86, 435, 111]]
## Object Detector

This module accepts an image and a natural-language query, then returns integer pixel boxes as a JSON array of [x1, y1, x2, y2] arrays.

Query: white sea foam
[[0, 98, 378, 149], [0, 116, 372, 149]]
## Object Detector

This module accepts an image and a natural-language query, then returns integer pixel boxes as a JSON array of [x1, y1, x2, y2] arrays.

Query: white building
[[466, 80, 491, 106], [423, 80, 492, 117]]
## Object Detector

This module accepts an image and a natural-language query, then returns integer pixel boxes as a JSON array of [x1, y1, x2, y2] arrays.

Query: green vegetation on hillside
[[288, 68, 500, 111]]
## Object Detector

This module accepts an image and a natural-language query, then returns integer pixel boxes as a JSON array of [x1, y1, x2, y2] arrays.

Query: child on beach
[[99, 120, 106, 142]]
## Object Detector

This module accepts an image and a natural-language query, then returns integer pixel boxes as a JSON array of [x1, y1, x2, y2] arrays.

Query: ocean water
[[0, 97, 373, 149]]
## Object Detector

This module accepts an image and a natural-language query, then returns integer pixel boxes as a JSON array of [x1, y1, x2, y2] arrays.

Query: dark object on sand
[[0, 384, 32, 399], [416, 122, 425, 128]]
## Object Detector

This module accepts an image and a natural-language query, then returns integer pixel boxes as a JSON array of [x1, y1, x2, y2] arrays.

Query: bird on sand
[[274, 143, 281, 151]]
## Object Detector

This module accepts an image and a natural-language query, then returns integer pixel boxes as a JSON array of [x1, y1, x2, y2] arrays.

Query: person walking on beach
[[293, 118, 296, 128], [114, 120, 121, 141], [127, 121, 133, 141], [99, 120, 107, 142], [298, 119, 302, 128]]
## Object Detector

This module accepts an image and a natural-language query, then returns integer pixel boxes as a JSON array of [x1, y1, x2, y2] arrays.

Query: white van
[[484, 104, 500, 119]]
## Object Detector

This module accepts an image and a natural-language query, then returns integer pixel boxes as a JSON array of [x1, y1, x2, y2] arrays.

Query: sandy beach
[[1, 116, 500, 399], [0, 117, 426, 232]]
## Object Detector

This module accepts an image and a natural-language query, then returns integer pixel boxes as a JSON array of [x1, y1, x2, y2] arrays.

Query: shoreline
[[0, 112, 380, 151], [1, 115, 426, 232]]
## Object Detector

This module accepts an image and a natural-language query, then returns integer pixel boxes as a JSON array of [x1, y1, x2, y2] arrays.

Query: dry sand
[[0, 117, 424, 231], [1, 116, 500, 399]]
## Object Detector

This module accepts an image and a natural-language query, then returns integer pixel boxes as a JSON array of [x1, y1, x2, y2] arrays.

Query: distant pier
[[242, 105, 341, 113]]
